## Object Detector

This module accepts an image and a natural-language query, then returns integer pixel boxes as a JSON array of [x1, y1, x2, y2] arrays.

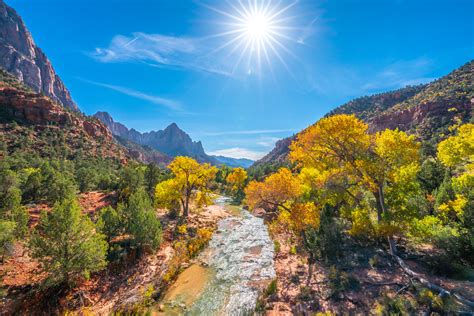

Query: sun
[[206, 0, 298, 75], [245, 12, 271, 40]]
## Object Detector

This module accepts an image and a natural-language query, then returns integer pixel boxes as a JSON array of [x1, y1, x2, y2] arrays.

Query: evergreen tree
[[0, 220, 15, 262], [124, 189, 162, 251], [434, 171, 455, 211], [0, 168, 22, 217], [417, 158, 445, 194], [144, 163, 167, 200], [29, 198, 107, 285], [118, 165, 144, 201], [97, 205, 122, 245]]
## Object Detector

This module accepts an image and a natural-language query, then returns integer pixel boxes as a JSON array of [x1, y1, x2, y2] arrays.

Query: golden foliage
[[226, 167, 248, 192], [438, 123, 473, 170], [155, 156, 217, 215], [244, 168, 302, 211]]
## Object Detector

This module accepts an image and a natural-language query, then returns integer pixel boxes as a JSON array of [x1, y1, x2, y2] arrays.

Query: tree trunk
[[306, 261, 314, 287], [374, 185, 386, 222], [183, 194, 190, 217], [374, 185, 398, 255]]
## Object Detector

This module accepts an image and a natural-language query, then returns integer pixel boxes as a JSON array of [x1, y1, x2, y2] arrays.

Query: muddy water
[[157, 197, 275, 315]]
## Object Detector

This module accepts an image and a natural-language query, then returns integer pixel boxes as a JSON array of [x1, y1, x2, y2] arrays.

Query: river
[[156, 196, 275, 315]]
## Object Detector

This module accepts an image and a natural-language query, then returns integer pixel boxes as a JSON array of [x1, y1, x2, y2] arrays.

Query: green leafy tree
[[118, 165, 144, 201], [434, 171, 455, 211], [124, 189, 162, 251], [29, 198, 107, 285], [97, 206, 122, 245], [417, 158, 445, 194], [76, 166, 98, 193], [144, 163, 168, 200], [40, 163, 76, 203], [21, 169, 42, 203], [0, 220, 15, 262], [0, 168, 22, 216]]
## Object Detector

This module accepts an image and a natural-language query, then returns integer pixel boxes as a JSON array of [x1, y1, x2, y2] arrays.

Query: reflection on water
[[157, 197, 275, 315]]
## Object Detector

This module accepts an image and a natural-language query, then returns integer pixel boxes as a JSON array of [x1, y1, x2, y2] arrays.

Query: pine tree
[[29, 198, 107, 286], [125, 189, 162, 251]]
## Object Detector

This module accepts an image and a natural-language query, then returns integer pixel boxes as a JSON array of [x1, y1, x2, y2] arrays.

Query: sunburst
[[206, 0, 298, 76]]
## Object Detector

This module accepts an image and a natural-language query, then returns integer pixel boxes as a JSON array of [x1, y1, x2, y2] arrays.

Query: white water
[[163, 197, 276, 315]]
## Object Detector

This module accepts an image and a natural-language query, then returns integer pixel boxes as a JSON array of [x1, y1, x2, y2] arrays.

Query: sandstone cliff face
[[369, 99, 473, 137], [0, 1, 78, 111], [0, 84, 110, 140], [94, 111, 217, 164]]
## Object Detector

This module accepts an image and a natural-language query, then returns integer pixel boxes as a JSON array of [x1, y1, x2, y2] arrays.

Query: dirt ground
[[263, 230, 474, 315]]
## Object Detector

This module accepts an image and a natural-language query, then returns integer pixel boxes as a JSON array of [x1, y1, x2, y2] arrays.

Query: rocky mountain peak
[[0, 0, 78, 111], [94, 112, 217, 164]]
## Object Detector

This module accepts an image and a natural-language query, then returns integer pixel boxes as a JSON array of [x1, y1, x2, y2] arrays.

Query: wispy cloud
[[361, 57, 436, 91], [79, 78, 182, 110], [197, 129, 296, 136], [297, 16, 320, 44], [256, 136, 281, 148], [89, 32, 231, 76], [208, 147, 267, 160]]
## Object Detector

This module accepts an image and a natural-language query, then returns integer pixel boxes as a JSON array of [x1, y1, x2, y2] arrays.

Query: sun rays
[[204, 0, 300, 77]]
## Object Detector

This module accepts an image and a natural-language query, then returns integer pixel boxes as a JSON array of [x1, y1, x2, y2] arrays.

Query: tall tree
[[290, 114, 420, 253], [226, 167, 248, 203], [144, 163, 168, 200], [124, 189, 162, 251], [155, 157, 217, 217]]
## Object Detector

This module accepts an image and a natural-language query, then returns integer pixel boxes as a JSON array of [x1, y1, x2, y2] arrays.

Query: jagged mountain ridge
[[94, 111, 218, 164], [94, 111, 257, 167], [0, 0, 78, 111], [252, 60, 474, 168]]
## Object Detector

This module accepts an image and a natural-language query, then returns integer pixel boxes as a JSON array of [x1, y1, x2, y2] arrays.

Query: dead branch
[[391, 251, 474, 308]]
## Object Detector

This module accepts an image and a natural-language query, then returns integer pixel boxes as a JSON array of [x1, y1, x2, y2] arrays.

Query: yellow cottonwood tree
[[290, 114, 420, 252], [245, 167, 302, 212], [226, 167, 248, 203], [155, 157, 217, 217], [226, 167, 248, 192], [437, 123, 474, 219]]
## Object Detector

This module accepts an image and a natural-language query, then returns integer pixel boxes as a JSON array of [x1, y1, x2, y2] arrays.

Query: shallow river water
[[157, 196, 275, 315]]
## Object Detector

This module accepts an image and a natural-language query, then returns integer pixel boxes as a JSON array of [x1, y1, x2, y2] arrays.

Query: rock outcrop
[[252, 136, 294, 168], [0, 0, 78, 111], [0, 83, 110, 140]]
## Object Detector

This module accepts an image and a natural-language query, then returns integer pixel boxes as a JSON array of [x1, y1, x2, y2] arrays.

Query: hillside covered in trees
[[251, 60, 473, 172]]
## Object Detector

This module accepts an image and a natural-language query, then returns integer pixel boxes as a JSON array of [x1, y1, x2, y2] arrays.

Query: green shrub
[[265, 279, 278, 296], [327, 266, 359, 298], [375, 294, 416, 315], [273, 240, 281, 254]]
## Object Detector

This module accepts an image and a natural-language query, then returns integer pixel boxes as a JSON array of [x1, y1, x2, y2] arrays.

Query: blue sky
[[9, 0, 473, 160]]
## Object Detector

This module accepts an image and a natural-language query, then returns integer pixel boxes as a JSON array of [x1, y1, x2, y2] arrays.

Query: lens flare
[[206, 0, 298, 76]]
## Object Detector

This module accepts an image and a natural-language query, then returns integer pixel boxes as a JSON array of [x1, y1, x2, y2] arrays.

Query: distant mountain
[[211, 155, 254, 168], [0, 0, 78, 111], [94, 111, 218, 164], [252, 60, 473, 168]]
